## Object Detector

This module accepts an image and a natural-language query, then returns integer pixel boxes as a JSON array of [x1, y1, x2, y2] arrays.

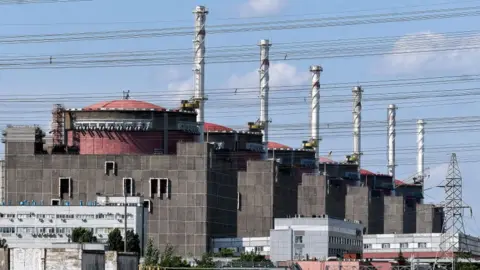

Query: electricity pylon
[[435, 153, 472, 270]]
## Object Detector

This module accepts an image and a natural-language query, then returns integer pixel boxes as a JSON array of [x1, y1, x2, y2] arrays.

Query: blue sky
[[0, 0, 479, 234]]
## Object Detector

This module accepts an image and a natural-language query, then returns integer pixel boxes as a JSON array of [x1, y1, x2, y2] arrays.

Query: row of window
[[0, 213, 133, 220], [328, 248, 348, 257], [57, 175, 170, 199], [364, 242, 427, 249], [0, 226, 133, 236], [329, 236, 362, 247]]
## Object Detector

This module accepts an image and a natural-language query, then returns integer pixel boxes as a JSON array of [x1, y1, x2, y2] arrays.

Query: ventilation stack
[[193, 6, 208, 143], [310, 65, 323, 173], [417, 119, 425, 202], [352, 86, 363, 182], [387, 104, 397, 192], [259, 39, 272, 159]]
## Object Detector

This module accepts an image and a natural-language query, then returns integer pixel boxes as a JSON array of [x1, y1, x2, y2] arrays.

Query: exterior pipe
[[310, 65, 323, 174], [193, 6, 208, 143], [417, 119, 425, 202], [387, 104, 397, 193], [259, 39, 271, 159], [352, 86, 363, 184]]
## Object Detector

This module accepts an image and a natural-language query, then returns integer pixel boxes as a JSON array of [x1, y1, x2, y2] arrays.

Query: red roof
[[83, 100, 166, 111], [268, 141, 291, 149], [204, 122, 233, 132], [360, 169, 406, 185]]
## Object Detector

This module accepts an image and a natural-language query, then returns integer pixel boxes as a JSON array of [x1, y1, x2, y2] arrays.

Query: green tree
[[0, 239, 7, 248], [144, 239, 160, 266], [107, 229, 124, 252], [237, 251, 269, 262], [395, 250, 407, 265], [71, 228, 96, 243], [159, 244, 190, 267], [194, 252, 216, 268], [125, 230, 140, 254], [233, 252, 273, 267], [217, 248, 234, 257]]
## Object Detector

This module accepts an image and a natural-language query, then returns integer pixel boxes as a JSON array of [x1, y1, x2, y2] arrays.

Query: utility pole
[[124, 181, 128, 253], [435, 153, 472, 270]]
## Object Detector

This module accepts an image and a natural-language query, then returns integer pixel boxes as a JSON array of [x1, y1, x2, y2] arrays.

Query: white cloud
[[380, 31, 480, 75], [239, 0, 287, 17], [227, 62, 308, 89], [162, 68, 194, 107]]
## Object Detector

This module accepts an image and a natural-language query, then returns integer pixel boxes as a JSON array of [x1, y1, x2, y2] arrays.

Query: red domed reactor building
[[64, 99, 197, 155]]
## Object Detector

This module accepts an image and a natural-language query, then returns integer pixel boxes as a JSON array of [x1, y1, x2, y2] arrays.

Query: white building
[[0, 195, 146, 251], [363, 233, 480, 262], [212, 217, 364, 264], [269, 217, 364, 263]]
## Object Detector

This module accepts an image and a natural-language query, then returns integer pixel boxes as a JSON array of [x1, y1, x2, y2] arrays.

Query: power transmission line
[[0, 6, 479, 44]]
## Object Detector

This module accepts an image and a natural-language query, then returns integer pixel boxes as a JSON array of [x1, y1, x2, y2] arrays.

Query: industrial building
[[269, 217, 364, 263], [0, 4, 444, 257], [363, 233, 480, 262], [0, 195, 146, 250]]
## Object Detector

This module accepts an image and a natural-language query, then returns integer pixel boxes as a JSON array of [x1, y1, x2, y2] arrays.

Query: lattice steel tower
[[437, 153, 471, 269]]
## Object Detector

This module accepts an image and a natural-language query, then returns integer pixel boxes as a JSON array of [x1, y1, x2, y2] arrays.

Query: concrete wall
[[237, 160, 310, 237], [7, 247, 135, 270], [4, 126, 238, 256], [416, 204, 443, 233], [297, 174, 346, 219], [383, 196, 404, 234]]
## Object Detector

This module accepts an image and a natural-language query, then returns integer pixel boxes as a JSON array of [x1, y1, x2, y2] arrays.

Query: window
[[160, 178, 169, 199], [59, 177, 72, 199], [237, 192, 241, 210], [295, 236, 303, 244], [254, 246, 264, 252], [149, 178, 159, 198], [364, 244, 372, 249], [105, 161, 116, 175], [418, 242, 427, 248], [51, 199, 60, 206], [123, 178, 134, 196], [400, 242, 408, 248], [143, 199, 152, 213], [382, 243, 390, 249]]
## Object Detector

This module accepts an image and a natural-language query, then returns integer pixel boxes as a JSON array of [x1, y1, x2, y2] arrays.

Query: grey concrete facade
[[237, 160, 299, 237], [345, 186, 384, 234], [3, 126, 238, 256], [297, 175, 346, 220], [416, 204, 444, 233], [2, 124, 444, 257]]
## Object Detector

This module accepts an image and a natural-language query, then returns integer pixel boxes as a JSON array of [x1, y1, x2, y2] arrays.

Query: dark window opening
[[59, 178, 71, 199], [237, 192, 241, 211], [105, 161, 116, 176], [51, 199, 60, 206], [160, 178, 169, 199], [124, 178, 133, 196], [150, 179, 158, 198]]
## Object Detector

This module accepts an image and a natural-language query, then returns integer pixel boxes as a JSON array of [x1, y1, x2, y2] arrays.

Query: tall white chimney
[[310, 65, 323, 173], [352, 86, 363, 173], [259, 39, 271, 159], [417, 119, 425, 200], [193, 6, 208, 143], [387, 104, 397, 189]]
